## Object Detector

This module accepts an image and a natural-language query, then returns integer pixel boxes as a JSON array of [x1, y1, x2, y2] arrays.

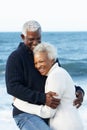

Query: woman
[[13, 42, 84, 130]]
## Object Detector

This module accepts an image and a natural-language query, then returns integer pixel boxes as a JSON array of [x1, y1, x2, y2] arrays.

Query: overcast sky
[[0, 0, 87, 32]]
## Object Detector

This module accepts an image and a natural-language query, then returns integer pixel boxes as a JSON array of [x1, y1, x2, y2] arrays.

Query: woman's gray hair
[[33, 42, 58, 62], [22, 20, 41, 35]]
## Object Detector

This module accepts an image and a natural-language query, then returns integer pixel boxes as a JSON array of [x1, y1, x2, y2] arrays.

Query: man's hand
[[73, 90, 84, 108], [45, 91, 61, 109]]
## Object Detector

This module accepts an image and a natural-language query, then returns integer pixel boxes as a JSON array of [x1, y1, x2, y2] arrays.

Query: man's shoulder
[[9, 43, 25, 57], [7, 42, 24, 62], [18, 42, 24, 49]]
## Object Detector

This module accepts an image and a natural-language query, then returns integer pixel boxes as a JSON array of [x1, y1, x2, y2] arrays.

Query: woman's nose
[[35, 63, 41, 69]]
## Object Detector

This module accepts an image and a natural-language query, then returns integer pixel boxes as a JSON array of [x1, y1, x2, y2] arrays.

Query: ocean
[[0, 32, 87, 130]]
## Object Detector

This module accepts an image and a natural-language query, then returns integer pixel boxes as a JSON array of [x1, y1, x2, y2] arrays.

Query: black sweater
[[6, 42, 46, 104], [5, 42, 49, 123]]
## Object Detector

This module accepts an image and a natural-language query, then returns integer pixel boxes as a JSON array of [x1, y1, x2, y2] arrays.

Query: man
[[5, 20, 84, 130]]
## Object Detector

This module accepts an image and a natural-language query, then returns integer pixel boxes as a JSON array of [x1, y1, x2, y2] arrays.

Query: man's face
[[21, 30, 41, 51]]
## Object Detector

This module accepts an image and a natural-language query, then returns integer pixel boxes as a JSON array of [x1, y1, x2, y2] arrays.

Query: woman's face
[[34, 52, 54, 75]]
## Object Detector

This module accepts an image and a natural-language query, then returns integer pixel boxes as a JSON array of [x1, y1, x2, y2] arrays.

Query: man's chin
[[39, 71, 46, 76]]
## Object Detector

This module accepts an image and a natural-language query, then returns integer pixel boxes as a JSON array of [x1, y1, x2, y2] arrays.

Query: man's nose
[[32, 40, 39, 48], [33, 39, 38, 44]]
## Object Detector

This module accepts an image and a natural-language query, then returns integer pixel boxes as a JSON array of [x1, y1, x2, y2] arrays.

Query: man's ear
[[21, 34, 25, 40]]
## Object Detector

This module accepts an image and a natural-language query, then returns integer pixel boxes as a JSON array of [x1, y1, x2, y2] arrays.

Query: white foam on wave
[[0, 105, 87, 130], [0, 110, 19, 130]]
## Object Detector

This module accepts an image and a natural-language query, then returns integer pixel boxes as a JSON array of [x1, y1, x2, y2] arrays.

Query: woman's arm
[[13, 97, 56, 118]]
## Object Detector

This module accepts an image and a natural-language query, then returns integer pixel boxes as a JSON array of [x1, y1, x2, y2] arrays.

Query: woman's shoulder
[[49, 66, 71, 80]]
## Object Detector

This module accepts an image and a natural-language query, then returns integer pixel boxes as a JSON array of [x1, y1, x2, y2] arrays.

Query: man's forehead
[[26, 31, 41, 37]]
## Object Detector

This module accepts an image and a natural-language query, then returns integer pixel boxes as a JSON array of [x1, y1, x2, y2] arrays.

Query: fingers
[[50, 97, 61, 109], [74, 101, 82, 108], [46, 92, 60, 109], [73, 90, 84, 108], [76, 90, 84, 102], [73, 98, 83, 108]]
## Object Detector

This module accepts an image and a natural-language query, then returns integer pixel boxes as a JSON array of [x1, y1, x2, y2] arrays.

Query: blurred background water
[[0, 32, 87, 129]]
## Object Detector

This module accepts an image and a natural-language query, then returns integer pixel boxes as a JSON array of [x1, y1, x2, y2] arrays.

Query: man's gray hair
[[22, 20, 41, 35], [33, 42, 58, 62]]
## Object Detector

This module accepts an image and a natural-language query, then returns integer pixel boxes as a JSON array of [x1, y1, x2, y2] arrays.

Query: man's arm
[[74, 85, 85, 108]]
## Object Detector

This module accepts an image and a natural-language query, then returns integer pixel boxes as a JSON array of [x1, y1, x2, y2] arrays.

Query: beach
[[0, 32, 87, 129]]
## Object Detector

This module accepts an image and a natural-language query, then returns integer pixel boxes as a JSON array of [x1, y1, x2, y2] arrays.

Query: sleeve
[[5, 51, 45, 105], [75, 85, 85, 96], [40, 70, 67, 118], [13, 98, 56, 118]]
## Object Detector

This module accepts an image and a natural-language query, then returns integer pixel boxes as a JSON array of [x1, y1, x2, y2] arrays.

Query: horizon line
[[0, 30, 87, 33]]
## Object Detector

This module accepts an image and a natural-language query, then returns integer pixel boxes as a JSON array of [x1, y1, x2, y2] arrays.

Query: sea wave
[[60, 58, 87, 77]]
